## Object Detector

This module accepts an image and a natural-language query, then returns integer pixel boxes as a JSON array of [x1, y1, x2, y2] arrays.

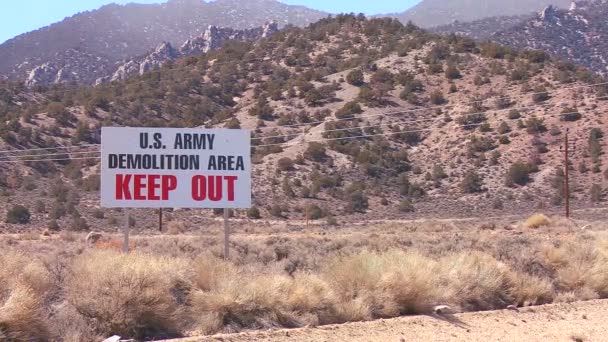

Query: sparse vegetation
[[3, 221, 608, 339], [5, 205, 31, 224], [506, 162, 538, 187], [523, 213, 550, 229]]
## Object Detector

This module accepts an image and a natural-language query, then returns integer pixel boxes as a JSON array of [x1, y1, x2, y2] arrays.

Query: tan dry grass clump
[[540, 238, 608, 298], [167, 220, 186, 235], [524, 213, 551, 229], [325, 250, 440, 322], [66, 250, 191, 339], [0, 252, 52, 341], [0, 286, 48, 341], [438, 251, 555, 310], [190, 255, 335, 334]]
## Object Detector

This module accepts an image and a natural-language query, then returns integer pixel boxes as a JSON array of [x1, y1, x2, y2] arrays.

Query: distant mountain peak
[[394, 0, 573, 28], [0, 0, 327, 86]]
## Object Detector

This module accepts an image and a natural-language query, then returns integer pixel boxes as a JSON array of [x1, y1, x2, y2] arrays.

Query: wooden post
[[159, 208, 163, 233], [305, 202, 309, 228], [123, 209, 130, 253], [564, 130, 570, 219], [223, 208, 230, 259]]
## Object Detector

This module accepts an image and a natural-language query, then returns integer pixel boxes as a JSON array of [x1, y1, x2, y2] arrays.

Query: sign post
[[100, 127, 252, 254], [123, 209, 130, 253], [223, 208, 230, 259]]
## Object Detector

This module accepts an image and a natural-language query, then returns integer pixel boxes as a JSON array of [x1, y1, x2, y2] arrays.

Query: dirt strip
[[168, 299, 608, 342]]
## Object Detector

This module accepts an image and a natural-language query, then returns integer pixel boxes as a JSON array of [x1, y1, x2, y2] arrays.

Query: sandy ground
[[168, 300, 608, 342]]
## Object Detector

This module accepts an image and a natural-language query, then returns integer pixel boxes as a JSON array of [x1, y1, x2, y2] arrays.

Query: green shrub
[[304, 142, 327, 162], [247, 206, 261, 219], [590, 185, 603, 203], [525, 117, 547, 134], [6, 205, 31, 224], [506, 162, 537, 187], [345, 190, 368, 213], [346, 69, 364, 86], [460, 171, 483, 193], [532, 86, 549, 103], [277, 157, 295, 171], [398, 200, 415, 213], [445, 64, 461, 80], [560, 107, 581, 122], [429, 90, 446, 105], [335, 101, 362, 119], [305, 203, 325, 220]]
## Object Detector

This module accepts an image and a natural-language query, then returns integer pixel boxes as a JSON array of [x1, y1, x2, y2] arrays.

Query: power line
[[254, 109, 596, 148], [1, 80, 606, 159], [252, 95, 608, 142], [0, 149, 101, 161], [0, 143, 100, 155], [0, 80, 605, 157], [259, 80, 608, 130], [1, 107, 594, 162], [0, 156, 101, 164]]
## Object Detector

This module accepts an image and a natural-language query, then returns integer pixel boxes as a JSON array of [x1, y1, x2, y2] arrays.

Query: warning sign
[[100, 127, 251, 209]]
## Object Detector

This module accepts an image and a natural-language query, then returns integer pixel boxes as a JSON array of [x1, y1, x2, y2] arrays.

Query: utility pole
[[564, 129, 570, 219]]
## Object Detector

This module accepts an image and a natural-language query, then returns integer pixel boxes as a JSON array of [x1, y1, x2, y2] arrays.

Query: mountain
[[492, 1, 608, 75], [26, 22, 280, 87], [433, 1, 608, 76], [0, 0, 327, 86], [394, 0, 572, 27], [0, 15, 606, 231], [432, 14, 533, 40]]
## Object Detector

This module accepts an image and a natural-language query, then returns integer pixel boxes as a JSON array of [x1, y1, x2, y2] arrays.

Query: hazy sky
[[0, 0, 420, 44]]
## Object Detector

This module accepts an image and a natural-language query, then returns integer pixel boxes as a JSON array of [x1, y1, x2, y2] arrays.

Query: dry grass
[[65, 250, 190, 339], [190, 255, 336, 334], [0, 252, 52, 341], [1, 219, 608, 338], [524, 213, 551, 229], [167, 220, 186, 235]]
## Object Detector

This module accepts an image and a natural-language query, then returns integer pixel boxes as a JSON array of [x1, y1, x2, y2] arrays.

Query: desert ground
[[170, 299, 608, 342], [2, 210, 608, 341]]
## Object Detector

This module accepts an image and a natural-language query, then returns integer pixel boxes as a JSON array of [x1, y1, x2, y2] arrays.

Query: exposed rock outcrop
[[108, 21, 278, 83], [0, 0, 326, 86]]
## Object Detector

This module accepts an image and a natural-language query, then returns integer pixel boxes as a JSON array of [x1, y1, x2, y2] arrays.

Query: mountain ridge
[[0, 15, 606, 228], [394, 0, 573, 28], [0, 0, 327, 85]]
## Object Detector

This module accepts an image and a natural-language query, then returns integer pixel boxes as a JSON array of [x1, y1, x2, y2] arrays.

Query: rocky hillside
[[432, 15, 533, 40], [434, 1, 608, 76], [393, 0, 572, 28], [0, 15, 607, 232], [493, 2, 608, 75], [0, 0, 326, 86], [27, 22, 279, 87]]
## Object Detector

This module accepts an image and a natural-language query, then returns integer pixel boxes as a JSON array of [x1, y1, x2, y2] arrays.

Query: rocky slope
[[27, 22, 280, 87], [432, 15, 533, 40], [0, 15, 606, 231], [0, 0, 326, 86], [393, 0, 572, 28], [434, 1, 608, 76], [493, 1, 608, 75]]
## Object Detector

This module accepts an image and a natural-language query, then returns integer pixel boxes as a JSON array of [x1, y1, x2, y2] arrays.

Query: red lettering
[[116, 174, 132, 200], [133, 175, 146, 200], [162, 175, 177, 201], [208, 176, 222, 201], [191, 175, 207, 201], [148, 175, 161, 201], [225, 176, 237, 201]]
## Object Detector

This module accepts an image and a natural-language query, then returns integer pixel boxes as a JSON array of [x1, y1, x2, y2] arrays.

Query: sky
[[0, 0, 420, 44]]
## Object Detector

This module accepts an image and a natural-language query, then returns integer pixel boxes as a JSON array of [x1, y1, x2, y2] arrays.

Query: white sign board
[[101, 127, 251, 209]]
